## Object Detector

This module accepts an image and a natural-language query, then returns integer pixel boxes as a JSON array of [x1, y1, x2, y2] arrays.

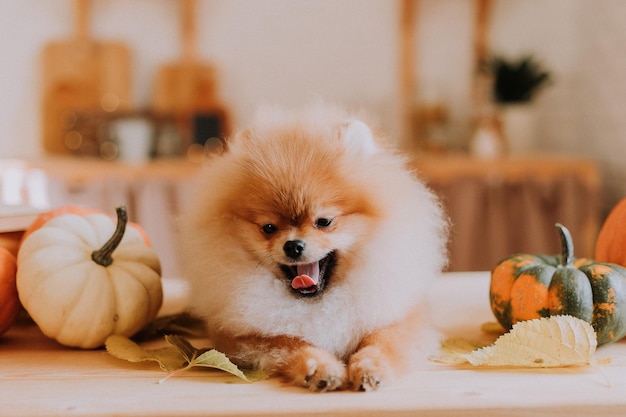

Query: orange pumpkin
[[21, 205, 151, 246], [0, 246, 20, 336], [596, 197, 626, 266]]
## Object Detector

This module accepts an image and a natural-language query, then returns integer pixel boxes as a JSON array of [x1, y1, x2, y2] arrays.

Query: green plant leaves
[[491, 55, 551, 103]]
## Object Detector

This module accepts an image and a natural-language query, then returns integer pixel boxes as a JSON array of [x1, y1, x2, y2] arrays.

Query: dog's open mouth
[[280, 252, 336, 296]]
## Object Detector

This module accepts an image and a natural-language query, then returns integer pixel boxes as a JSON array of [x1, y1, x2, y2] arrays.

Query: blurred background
[[0, 0, 624, 274]]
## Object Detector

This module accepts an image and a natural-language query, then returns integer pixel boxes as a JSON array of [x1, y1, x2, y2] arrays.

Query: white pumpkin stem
[[92, 206, 128, 267]]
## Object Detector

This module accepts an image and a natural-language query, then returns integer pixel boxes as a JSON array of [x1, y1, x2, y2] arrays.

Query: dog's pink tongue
[[291, 262, 320, 289], [292, 275, 316, 289]]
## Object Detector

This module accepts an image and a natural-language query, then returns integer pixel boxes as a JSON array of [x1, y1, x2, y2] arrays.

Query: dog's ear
[[218, 128, 252, 153], [338, 119, 379, 156], [230, 128, 252, 143]]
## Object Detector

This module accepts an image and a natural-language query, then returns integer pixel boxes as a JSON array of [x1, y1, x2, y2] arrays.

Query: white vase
[[500, 104, 536, 155], [469, 115, 505, 159]]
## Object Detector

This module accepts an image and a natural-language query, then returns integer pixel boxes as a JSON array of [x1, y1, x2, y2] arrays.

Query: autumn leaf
[[105, 334, 267, 383], [465, 315, 597, 367], [159, 335, 255, 383], [105, 334, 185, 372], [132, 313, 207, 342], [434, 337, 487, 365], [165, 335, 206, 364], [480, 321, 507, 335], [435, 315, 597, 368]]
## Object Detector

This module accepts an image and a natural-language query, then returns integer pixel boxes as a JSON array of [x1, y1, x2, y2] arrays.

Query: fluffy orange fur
[[180, 104, 447, 391]]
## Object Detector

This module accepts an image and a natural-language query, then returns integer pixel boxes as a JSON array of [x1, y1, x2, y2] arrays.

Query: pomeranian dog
[[180, 104, 447, 391]]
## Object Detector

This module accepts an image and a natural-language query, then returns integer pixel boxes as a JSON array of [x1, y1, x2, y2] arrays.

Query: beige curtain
[[420, 160, 600, 271]]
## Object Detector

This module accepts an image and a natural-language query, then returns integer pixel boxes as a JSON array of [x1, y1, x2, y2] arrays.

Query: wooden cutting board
[[41, 0, 131, 154], [152, 0, 229, 151]]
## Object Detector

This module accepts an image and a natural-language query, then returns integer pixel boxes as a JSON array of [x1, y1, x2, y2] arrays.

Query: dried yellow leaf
[[465, 315, 597, 367], [480, 321, 506, 335], [432, 337, 487, 365], [105, 334, 268, 384], [105, 334, 186, 372]]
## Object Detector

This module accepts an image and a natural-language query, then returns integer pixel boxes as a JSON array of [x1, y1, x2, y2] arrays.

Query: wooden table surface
[[2, 272, 626, 416]]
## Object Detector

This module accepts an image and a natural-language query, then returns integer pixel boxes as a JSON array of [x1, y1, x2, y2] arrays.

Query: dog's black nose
[[284, 239, 306, 259]]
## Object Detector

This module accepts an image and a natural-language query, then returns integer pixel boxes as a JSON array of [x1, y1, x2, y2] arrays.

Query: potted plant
[[490, 55, 551, 153]]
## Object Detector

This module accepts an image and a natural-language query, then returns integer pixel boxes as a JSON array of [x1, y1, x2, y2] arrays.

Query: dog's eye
[[315, 218, 333, 228], [261, 224, 278, 235]]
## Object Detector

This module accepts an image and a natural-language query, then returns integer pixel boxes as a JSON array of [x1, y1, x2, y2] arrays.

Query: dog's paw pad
[[301, 354, 345, 392], [357, 373, 382, 392], [348, 349, 389, 392]]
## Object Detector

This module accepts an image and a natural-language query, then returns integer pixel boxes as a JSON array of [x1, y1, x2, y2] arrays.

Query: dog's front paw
[[348, 346, 391, 391], [284, 346, 346, 392]]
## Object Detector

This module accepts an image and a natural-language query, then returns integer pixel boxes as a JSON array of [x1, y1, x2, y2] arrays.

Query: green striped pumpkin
[[490, 223, 626, 345]]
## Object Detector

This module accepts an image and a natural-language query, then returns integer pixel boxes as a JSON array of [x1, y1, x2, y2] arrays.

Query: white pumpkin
[[17, 206, 162, 349]]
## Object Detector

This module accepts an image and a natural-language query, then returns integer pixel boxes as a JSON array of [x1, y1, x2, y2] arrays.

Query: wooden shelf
[[8, 154, 602, 272], [0, 205, 43, 233]]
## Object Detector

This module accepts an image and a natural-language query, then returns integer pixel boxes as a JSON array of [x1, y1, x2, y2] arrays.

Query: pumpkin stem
[[555, 223, 574, 267], [92, 206, 128, 267]]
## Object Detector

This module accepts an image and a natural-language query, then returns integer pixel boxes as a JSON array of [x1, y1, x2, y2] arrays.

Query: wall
[[0, 0, 624, 211], [0, 0, 398, 157], [489, 0, 626, 213]]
